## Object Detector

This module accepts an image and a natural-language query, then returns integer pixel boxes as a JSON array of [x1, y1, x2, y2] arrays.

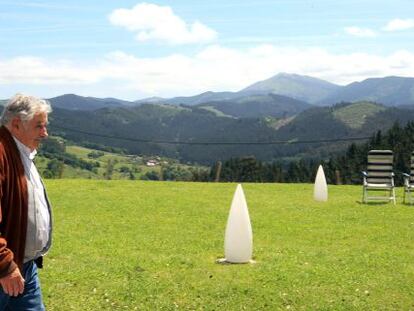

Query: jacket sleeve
[[0, 155, 18, 278]]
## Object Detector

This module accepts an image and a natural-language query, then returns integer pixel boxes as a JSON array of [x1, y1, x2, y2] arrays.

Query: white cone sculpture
[[314, 165, 328, 202], [224, 184, 253, 263]]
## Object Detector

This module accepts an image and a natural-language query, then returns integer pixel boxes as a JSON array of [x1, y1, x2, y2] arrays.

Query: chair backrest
[[410, 151, 414, 184], [366, 150, 394, 184]]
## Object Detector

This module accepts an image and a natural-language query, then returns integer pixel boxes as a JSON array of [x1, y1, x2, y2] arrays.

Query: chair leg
[[392, 188, 396, 205], [362, 187, 366, 203], [404, 188, 406, 204]]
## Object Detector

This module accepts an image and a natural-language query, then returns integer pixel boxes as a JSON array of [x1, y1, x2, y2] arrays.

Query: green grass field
[[41, 181, 414, 310]]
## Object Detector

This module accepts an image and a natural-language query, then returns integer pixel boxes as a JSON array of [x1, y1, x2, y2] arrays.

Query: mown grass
[[333, 102, 386, 129], [41, 181, 414, 310]]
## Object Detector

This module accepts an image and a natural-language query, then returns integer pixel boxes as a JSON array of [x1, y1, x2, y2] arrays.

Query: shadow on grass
[[355, 200, 396, 205]]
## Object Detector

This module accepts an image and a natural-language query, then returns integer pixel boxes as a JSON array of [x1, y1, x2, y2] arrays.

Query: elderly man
[[0, 94, 52, 310]]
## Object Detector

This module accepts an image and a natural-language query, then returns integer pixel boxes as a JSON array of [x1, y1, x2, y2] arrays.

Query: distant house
[[146, 159, 158, 167]]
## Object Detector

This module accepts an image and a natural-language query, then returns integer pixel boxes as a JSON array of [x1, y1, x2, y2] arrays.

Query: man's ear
[[10, 117, 21, 131]]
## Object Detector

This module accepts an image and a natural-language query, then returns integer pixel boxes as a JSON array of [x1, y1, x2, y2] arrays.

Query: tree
[[104, 159, 116, 180], [44, 159, 64, 179], [141, 170, 160, 181]]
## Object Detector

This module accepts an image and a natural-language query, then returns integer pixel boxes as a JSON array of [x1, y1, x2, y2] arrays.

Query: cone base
[[216, 258, 256, 264]]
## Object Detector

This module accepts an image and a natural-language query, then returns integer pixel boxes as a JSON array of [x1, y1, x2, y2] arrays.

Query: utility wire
[[51, 124, 372, 146]]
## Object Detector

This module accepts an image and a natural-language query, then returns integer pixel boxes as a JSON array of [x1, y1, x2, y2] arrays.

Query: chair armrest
[[403, 173, 410, 187], [361, 171, 368, 185]]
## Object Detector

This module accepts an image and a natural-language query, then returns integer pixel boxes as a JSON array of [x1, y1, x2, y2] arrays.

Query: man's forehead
[[33, 112, 48, 121], [35, 120, 48, 124]]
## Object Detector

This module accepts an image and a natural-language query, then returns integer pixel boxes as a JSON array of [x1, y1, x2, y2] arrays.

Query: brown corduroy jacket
[[0, 126, 28, 278]]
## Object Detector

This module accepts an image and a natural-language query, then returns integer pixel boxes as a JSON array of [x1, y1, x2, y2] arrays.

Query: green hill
[[332, 102, 386, 129], [269, 102, 414, 159], [47, 101, 414, 163], [197, 93, 311, 118], [276, 101, 414, 141], [37, 138, 205, 181], [49, 104, 282, 163]]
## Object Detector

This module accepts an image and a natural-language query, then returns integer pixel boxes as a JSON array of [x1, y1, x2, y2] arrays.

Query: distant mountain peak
[[134, 96, 166, 104], [275, 72, 316, 78], [240, 72, 340, 104]]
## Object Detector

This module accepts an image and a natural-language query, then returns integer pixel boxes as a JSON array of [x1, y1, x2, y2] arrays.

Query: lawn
[[41, 181, 414, 310]]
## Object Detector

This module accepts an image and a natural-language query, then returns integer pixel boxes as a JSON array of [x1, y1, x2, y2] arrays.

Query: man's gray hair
[[0, 93, 52, 125]]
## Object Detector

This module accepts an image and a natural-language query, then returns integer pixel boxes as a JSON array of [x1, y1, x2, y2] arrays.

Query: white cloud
[[383, 18, 414, 31], [109, 3, 217, 45], [2, 46, 414, 99], [0, 56, 101, 84], [344, 26, 377, 37]]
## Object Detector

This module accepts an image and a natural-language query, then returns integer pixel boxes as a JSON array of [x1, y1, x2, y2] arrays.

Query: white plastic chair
[[362, 150, 396, 204], [403, 152, 414, 204]]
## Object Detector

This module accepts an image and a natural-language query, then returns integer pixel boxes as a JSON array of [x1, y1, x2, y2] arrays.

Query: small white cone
[[223, 184, 253, 263], [314, 165, 328, 202]]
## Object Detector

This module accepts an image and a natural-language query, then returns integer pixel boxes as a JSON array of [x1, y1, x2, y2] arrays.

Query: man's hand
[[0, 268, 25, 296]]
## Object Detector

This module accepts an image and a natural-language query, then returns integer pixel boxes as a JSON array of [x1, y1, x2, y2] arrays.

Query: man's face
[[15, 112, 49, 151]]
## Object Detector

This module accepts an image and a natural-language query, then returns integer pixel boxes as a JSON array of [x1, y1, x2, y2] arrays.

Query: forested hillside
[[196, 93, 310, 118], [45, 101, 414, 164], [49, 104, 282, 163]]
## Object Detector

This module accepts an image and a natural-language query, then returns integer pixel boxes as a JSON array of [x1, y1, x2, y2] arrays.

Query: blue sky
[[1, 0, 414, 100]]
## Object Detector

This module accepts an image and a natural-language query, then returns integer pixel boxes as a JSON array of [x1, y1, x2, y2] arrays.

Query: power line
[[51, 124, 371, 146]]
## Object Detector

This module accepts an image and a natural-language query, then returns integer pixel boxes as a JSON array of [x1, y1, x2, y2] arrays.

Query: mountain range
[[132, 73, 414, 108], [2, 73, 414, 163], [38, 73, 414, 115], [3, 74, 414, 113]]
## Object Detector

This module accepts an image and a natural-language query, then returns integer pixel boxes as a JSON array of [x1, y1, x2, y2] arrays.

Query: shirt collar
[[12, 136, 37, 160]]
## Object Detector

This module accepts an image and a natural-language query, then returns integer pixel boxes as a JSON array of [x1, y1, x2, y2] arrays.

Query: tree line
[[205, 121, 414, 185]]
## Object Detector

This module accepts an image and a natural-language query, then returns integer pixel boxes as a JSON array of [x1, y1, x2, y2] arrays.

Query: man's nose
[[40, 127, 48, 138]]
